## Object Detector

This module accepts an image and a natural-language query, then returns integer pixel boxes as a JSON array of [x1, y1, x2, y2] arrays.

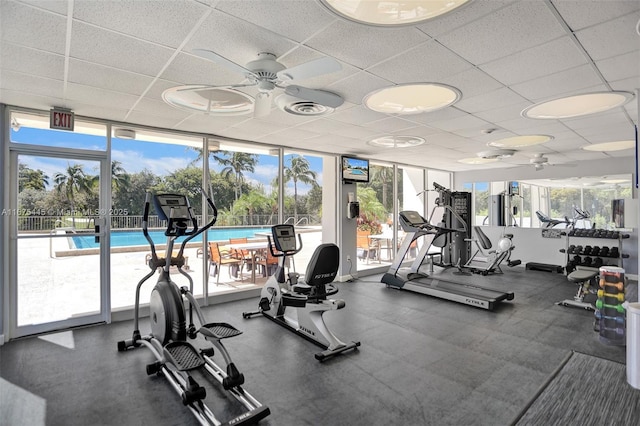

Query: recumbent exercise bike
[[243, 224, 360, 361], [117, 190, 269, 425]]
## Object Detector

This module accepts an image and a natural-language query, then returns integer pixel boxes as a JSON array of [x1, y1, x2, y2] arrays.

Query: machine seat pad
[[200, 322, 243, 339], [165, 341, 204, 371], [568, 269, 598, 283]]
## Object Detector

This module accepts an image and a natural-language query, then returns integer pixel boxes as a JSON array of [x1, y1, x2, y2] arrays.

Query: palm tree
[[213, 151, 257, 201], [53, 163, 93, 227], [111, 160, 130, 194], [371, 165, 393, 209], [18, 163, 49, 192], [233, 190, 270, 225], [283, 155, 317, 222]]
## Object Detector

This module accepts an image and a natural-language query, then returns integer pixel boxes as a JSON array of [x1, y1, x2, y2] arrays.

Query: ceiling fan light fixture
[[367, 135, 426, 148], [320, 0, 472, 26], [364, 83, 461, 114], [582, 140, 635, 152], [487, 134, 553, 148], [162, 85, 254, 116], [521, 91, 634, 119]]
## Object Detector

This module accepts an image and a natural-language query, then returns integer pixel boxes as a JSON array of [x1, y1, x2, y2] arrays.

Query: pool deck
[[15, 230, 387, 329]]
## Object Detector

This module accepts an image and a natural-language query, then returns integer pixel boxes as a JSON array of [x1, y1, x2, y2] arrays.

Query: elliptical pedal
[[199, 322, 243, 339], [164, 341, 205, 371]]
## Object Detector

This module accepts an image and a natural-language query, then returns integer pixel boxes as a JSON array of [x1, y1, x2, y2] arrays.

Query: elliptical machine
[[117, 190, 269, 425], [242, 224, 360, 361]]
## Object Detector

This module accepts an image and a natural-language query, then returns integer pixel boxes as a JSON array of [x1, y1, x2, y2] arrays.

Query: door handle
[[95, 224, 100, 243]]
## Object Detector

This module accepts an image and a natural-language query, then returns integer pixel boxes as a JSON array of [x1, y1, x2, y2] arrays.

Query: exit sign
[[50, 108, 74, 131]]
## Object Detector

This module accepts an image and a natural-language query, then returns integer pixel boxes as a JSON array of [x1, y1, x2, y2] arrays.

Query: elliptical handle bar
[[178, 188, 219, 249], [141, 192, 157, 259]]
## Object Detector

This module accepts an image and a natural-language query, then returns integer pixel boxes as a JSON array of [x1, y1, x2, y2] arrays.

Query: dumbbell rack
[[560, 228, 629, 274], [596, 267, 626, 345]]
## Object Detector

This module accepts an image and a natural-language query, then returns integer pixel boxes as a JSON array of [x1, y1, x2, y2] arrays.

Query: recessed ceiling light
[[600, 179, 629, 184], [364, 83, 461, 114], [367, 135, 426, 148], [458, 157, 499, 165], [521, 91, 634, 119], [582, 140, 635, 152], [487, 135, 553, 148], [162, 85, 254, 115], [320, 0, 472, 26]]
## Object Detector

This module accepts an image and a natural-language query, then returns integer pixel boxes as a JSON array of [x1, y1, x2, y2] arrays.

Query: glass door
[[9, 151, 110, 338]]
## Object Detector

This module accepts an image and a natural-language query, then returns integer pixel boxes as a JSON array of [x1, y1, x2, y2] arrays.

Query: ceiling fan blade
[[192, 49, 256, 77], [175, 83, 256, 93], [285, 85, 344, 108], [254, 92, 272, 118], [277, 57, 342, 81]]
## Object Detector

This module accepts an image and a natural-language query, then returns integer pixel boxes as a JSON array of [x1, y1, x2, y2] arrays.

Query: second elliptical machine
[[243, 224, 360, 361]]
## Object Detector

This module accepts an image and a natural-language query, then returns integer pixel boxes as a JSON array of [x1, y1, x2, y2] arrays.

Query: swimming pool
[[71, 227, 272, 249]]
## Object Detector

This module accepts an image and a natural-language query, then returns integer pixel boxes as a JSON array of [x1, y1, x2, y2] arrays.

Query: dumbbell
[[583, 246, 592, 255], [593, 258, 604, 268], [583, 257, 593, 266], [599, 280, 624, 291], [568, 245, 576, 254], [591, 246, 600, 256], [595, 311, 626, 325], [599, 246, 610, 257], [610, 247, 619, 258], [597, 289, 625, 302], [595, 300, 626, 312]]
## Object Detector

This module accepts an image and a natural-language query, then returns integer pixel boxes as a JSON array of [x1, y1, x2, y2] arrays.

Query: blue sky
[[13, 127, 322, 195]]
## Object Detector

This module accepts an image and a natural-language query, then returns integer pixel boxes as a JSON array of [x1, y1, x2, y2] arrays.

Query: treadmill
[[381, 210, 514, 311]]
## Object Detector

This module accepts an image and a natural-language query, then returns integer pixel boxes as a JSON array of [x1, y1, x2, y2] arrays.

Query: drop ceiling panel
[[438, 68, 504, 99], [402, 107, 469, 126], [574, 13, 640, 61], [456, 87, 528, 114], [0, 90, 64, 112], [436, 1, 566, 65], [17, 0, 68, 15], [473, 101, 532, 123], [0, 43, 64, 80], [73, 0, 209, 48], [258, 126, 322, 143], [65, 82, 139, 110], [1, 2, 67, 54], [367, 40, 472, 83], [325, 71, 391, 105], [509, 64, 604, 101], [184, 9, 299, 69], [479, 36, 587, 86], [160, 52, 243, 86], [305, 20, 430, 69], [215, 0, 337, 43], [125, 110, 192, 130], [68, 60, 155, 96], [416, 0, 512, 37], [328, 105, 387, 126], [70, 22, 175, 77], [275, 47, 359, 90], [596, 51, 640, 83], [0, 71, 63, 98], [364, 117, 420, 133], [552, 0, 640, 31]]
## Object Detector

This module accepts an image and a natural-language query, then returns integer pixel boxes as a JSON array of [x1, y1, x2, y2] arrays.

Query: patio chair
[[255, 246, 279, 277], [229, 237, 252, 271], [356, 230, 379, 264], [208, 242, 243, 285]]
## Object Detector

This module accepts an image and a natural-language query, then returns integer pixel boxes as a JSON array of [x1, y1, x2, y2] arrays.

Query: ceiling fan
[[189, 49, 345, 117], [528, 153, 578, 171]]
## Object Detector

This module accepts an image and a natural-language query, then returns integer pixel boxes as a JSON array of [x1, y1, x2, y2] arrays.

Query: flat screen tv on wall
[[341, 156, 369, 183]]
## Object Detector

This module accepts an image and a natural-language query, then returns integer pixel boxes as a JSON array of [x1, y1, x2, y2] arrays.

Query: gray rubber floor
[[1, 266, 636, 426]]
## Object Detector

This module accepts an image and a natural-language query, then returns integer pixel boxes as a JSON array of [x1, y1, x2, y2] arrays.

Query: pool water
[[71, 227, 272, 249]]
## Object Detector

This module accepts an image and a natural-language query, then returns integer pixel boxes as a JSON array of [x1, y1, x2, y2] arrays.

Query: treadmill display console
[[399, 211, 427, 227]]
